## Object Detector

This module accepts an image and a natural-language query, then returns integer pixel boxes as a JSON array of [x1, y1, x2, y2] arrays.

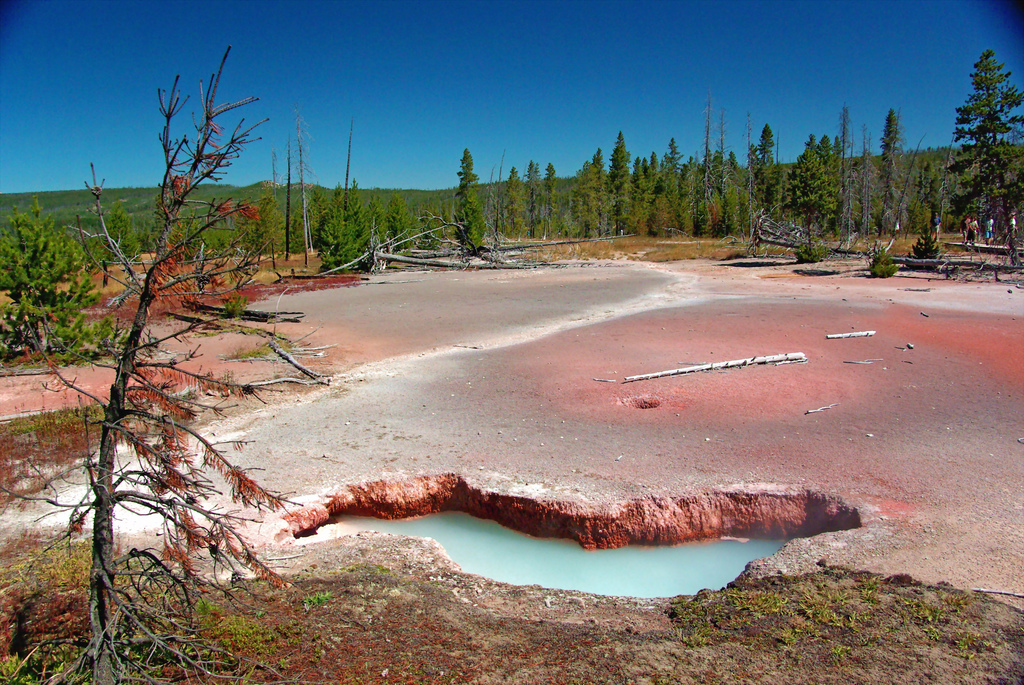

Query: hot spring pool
[[333, 511, 785, 598]]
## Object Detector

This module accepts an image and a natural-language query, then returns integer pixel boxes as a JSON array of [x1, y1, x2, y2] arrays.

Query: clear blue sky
[[1, 0, 1021, 195]]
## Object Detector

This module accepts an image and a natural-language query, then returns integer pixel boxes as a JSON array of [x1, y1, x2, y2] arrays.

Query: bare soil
[[3, 256, 1023, 682]]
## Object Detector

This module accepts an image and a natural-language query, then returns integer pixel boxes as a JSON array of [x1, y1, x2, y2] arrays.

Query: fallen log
[[267, 340, 329, 384], [0, 367, 51, 378], [188, 302, 305, 323], [623, 352, 806, 383], [892, 256, 1024, 273], [375, 252, 483, 269], [245, 377, 327, 388], [943, 242, 1010, 255], [826, 331, 875, 339], [972, 588, 1024, 599], [494, 234, 636, 251]]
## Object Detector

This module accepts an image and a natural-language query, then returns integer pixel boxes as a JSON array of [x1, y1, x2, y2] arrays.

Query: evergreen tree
[[237, 185, 284, 259], [106, 200, 141, 259], [661, 137, 682, 179], [629, 155, 652, 235], [526, 160, 541, 238], [608, 132, 631, 234], [544, 162, 557, 236], [753, 124, 781, 215], [0, 200, 112, 357], [950, 49, 1023, 240], [456, 148, 485, 249], [384, 192, 412, 243], [367, 194, 386, 245], [505, 166, 524, 237], [786, 134, 839, 235]]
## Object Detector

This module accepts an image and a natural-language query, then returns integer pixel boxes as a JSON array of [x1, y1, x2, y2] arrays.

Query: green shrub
[[911, 229, 940, 259], [869, 247, 899, 278], [795, 242, 829, 264], [222, 294, 248, 319]]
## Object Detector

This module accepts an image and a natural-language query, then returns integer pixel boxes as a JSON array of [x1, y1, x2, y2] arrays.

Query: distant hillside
[[0, 182, 468, 230]]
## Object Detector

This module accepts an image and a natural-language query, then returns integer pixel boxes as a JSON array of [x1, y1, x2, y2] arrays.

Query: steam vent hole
[[624, 394, 661, 409]]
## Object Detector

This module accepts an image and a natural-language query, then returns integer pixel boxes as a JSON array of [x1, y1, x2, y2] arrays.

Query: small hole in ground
[[624, 395, 661, 409]]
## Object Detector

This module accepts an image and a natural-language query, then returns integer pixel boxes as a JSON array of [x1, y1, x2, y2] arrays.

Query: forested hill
[[0, 183, 461, 231], [3, 145, 954, 238]]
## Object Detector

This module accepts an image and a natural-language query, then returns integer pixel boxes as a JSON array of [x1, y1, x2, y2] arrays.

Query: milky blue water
[[337, 512, 785, 598]]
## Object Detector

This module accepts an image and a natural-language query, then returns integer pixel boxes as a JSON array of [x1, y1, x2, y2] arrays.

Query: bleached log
[[623, 352, 806, 383], [893, 256, 1024, 273], [267, 340, 329, 384], [972, 588, 1024, 599], [245, 377, 325, 387], [826, 331, 875, 339]]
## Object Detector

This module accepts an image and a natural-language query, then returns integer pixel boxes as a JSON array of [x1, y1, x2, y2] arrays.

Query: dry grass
[[0, 406, 100, 502], [530, 235, 767, 263]]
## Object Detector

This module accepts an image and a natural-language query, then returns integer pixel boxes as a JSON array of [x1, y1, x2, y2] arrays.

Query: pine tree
[[384, 192, 412, 243], [456, 149, 485, 249], [505, 166, 524, 237], [950, 49, 1023, 244], [753, 124, 780, 215], [106, 200, 141, 259], [0, 200, 112, 358], [608, 132, 631, 234], [786, 134, 839, 236], [526, 160, 541, 238], [237, 185, 284, 259], [544, 163, 557, 237]]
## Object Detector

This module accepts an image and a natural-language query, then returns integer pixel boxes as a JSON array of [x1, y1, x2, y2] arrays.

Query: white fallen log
[[972, 587, 1024, 599], [806, 403, 839, 414], [245, 377, 326, 387], [267, 340, 329, 383], [623, 352, 806, 383], [826, 331, 875, 339]]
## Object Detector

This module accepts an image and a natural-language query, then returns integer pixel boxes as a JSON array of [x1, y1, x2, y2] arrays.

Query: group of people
[[962, 215, 995, 245]]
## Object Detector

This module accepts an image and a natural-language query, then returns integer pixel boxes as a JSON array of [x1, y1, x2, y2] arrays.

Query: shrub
[[795, 241, 830, 264], [911, 229, 940, 259], [869, 247, 899, 278], [223, 294, 248, 319]]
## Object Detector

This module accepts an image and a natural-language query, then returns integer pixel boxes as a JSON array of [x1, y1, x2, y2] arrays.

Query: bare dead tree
[[717, 108, 729, 198], [33, 47, 291, 685], [285, 139, 292, 257], [859, 126, 874, 235], [703, 92, 713, 205], [747, 113, 755, 241], [839, 105, 855, 242], [295, 108, 313, 265], [343, 118, 353, 212]]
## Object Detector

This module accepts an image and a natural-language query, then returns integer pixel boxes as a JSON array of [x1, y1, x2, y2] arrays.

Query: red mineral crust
[[283, 474, 860, 550]]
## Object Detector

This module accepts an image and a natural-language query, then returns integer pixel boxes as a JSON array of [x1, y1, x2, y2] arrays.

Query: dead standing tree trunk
[[40, 48, 288, 685]]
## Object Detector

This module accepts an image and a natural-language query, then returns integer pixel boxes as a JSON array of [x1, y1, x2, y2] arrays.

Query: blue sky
[[1, 0, 1022, 195]]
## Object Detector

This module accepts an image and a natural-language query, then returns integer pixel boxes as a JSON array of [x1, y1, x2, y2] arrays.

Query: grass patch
[[668, 566, 1016, 677], [224, 343, 273, 361], [0, 406, 101, 501]]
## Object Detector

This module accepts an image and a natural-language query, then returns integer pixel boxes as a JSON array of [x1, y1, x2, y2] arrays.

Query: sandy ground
[[5, 258, 1023, 603]]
